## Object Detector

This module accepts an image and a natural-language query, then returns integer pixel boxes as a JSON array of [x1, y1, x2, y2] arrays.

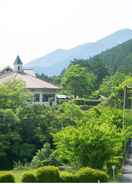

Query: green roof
[[14, 56, 23, 65]]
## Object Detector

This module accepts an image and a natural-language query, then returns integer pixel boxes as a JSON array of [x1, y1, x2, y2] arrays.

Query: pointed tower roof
[[14, 55, 23, 65]]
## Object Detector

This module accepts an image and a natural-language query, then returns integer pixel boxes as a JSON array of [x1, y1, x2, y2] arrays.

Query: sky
[[0, 0, 132, 68]]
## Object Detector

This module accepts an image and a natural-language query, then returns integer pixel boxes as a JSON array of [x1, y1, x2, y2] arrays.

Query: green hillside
[[72, 38, 132, 75]]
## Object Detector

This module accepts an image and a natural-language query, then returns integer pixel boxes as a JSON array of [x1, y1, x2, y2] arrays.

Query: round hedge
[[76, 167, 97, 182], [36, 166, 60, 182], [76, 167, 108, 182], [0, 173, 15, 183], [21, 173, 36, 183], [60, 171, 77, 182], [94, 169, 108, 182]]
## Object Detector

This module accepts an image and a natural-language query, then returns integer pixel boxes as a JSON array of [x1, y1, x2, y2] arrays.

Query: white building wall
[[31, 89, 56, 106]]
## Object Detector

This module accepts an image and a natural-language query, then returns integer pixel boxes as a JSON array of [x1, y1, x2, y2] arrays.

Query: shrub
[[115, 156, 123, 165], [60, 171, 77, 182], [31, 143, 52, 168], [0, 173, 15, 183], [95, 169, 108, 182], [36, 166, 60, 182], [80, 105, 90, 110], [21, 173, 36, 183], [76, 167, 108, 182], [106, 158, 121, 176]]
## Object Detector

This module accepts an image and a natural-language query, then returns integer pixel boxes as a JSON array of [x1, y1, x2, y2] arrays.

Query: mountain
[[25, 29, 132, 76], [72, 38, 132, 75]]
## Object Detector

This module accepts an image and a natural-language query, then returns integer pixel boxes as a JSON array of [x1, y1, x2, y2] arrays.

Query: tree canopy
[[0, 79, 31, 109], [61, 64, 96, 97]]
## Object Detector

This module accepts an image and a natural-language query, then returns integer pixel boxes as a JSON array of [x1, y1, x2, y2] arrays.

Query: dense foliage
[[0, 173, 15, 183], [0, 109, 20, 169], [0, 79, 31, 109], [36, 166, 60, 182], [53, 107, 125, 169], [1, 41, 132, 183], [0, 79, 129, 174], [76, 167, 108, 182], [61, 64, 96, 97], [71, 39, 132, 75], [21, 173, 36, 183], [99, 72, 128, 97]]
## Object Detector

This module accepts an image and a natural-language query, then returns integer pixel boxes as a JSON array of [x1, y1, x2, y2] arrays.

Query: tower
[[14, 55, 23, 73]]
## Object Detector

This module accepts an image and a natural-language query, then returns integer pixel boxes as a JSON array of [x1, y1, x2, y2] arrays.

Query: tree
[[99, 72, 128, 97], [0, 80, 32, 169], [61, 64, 96, 97], [0, 109, 21, 169], [88, 57, 109, 88], [31, 143, 52, 167], [71, 58, 109, 88], [0, 79, 31, 109], [36, 73, 61, 85], [53, 107, 125, 169], [56, 102, 84, 128], [18, 105, 59, 153]]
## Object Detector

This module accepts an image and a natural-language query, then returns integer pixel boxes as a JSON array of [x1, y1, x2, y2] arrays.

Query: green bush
[[60, 171, 77, 182], [76, 167, 108, 182], [107, 157, 122, 176], [21, 173, 36, 183], [36, 166, 60, 182], [95, 169, 109, 182], [115, 156, 123, 165], [80, 105, 90, 110], [0, 173, 15, 183]]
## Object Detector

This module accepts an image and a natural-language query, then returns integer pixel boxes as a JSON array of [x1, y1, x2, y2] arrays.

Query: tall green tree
[[0, 109, 21, 169], [0, 79, 31, 109], [56, 102, 84, 128], [53, 121, 124, 169], [18, 105, 59, 150], [71, 58, 109, 88], [99, 72, 128, 97], [61, 64, 96, 97]]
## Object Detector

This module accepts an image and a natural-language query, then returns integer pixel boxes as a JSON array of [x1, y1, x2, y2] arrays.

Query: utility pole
[[123, 86, 127, 129]]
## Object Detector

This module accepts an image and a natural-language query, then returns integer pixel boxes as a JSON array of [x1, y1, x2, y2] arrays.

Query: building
[[0, 56, 59, 105]]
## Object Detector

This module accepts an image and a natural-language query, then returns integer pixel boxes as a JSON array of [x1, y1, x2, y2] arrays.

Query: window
[[34, 94, 40, 102], [42, 94, 48, 102]]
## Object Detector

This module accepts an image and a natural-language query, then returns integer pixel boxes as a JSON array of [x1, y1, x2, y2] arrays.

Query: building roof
[[14, 55, 23, 65], [0, 66, 13, 74], [0, 72, 59, 90]]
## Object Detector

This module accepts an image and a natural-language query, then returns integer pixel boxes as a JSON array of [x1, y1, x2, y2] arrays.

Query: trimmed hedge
[[21, 165, 108, 183], [0, 173, 15, 183], [60, 167, 108, 182], [21, 173, 36, 183], [36, 166, 60, 182], [76, 167, 108, 182], [60, 171, 77, 182], [94, 169, 109, 182]]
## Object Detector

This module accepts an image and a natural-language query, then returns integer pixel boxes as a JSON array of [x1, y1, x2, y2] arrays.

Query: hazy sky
[[0, 0, 132, 68]]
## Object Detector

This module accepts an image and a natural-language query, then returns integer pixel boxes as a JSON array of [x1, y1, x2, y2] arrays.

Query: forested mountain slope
[[25, 29, 132, 75], [72, 38, 132, 74]]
